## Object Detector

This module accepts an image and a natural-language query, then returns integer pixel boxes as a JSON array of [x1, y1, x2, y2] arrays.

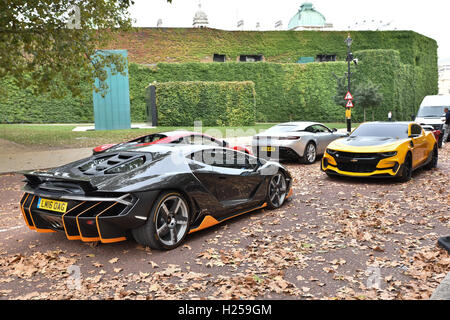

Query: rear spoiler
[[22, 171, 98, 193]]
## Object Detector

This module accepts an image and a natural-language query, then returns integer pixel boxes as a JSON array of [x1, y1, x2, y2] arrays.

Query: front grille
[[337, 162, 378, 173], [332, 152, 381, 173]]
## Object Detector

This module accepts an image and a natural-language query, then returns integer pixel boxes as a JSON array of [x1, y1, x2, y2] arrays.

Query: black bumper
[[20, 191, 158, 243]]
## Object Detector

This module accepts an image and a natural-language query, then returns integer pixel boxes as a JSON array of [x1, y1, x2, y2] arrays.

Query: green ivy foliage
[[129, 62, 348, 123], [0, 42, 437, 124], [153, 81, 256, 126], [351, 49, 435, 122]]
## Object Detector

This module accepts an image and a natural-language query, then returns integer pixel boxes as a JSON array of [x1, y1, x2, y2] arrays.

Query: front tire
[[397, 153, 412, 182], [132, 191, 190, 250], [267, 172, 288, 209]]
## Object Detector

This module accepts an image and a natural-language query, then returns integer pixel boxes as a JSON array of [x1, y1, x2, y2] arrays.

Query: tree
[[333, 74, 383, 122], [0, 0, 171, 98], [353, 81, 383, 122]]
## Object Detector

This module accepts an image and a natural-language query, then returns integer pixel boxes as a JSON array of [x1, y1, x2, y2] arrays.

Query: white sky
[[129, 0, 450, 62]]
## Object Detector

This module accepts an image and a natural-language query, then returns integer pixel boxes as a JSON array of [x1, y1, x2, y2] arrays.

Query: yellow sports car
[[321, 122, 438, 182]]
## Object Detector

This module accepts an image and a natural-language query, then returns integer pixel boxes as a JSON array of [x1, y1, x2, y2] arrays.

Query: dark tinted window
[[190, 149, 255, 169], [351, 123, 409, 139], [135, 134, 166, 144], [410, 124, 422, 135]]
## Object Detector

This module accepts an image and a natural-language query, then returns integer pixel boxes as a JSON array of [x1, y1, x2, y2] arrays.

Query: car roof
[[277, 121, 320, 126], [359, 121, 413, 125]]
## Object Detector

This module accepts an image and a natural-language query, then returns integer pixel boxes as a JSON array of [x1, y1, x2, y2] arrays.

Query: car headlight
[[380, 151, 397, 158], [326, 148, 337, 155]]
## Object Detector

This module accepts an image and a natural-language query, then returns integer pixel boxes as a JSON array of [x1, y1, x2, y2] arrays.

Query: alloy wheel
[[268, 173, 287, 208], [305, 143, 316, 164], [155, 195, 189, 247]]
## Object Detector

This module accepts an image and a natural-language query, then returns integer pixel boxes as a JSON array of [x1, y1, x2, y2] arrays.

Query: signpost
[[345, 34, 354, 134], [345, 91, 353, 133]]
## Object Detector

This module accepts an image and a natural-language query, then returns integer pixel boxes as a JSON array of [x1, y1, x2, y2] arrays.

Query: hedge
[[130, 62, 348, 123], [153, 81, 256, 126], [0, 76, 93, 124]]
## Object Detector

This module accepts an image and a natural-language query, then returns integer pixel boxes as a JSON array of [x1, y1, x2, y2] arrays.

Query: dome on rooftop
[[288, 2, 332, 30], [193, 4, 209, 28]]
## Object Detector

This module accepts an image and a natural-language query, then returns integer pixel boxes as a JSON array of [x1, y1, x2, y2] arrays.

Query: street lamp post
[[345, 34, 353, 134]]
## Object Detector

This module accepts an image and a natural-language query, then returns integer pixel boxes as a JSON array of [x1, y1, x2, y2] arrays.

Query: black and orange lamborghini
[[20, 145, 292, 250]]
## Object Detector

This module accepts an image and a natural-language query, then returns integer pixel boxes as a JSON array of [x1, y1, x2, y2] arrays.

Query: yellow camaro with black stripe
[[321, 122, 438, 182]]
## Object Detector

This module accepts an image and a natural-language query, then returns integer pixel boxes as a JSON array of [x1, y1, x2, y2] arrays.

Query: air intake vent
[[77, 153, 149, 176]]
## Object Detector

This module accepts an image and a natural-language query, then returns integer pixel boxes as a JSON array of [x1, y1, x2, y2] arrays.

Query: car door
[[210, 149, 264, 215], [409, 124, 428, 168], [311, 124, 333, 154]]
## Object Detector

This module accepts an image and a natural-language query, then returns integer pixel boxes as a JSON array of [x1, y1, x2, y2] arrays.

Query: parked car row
[[19, 120, 439, 250]]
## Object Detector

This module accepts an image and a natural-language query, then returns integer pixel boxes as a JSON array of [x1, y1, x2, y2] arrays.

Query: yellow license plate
[[38, 198, 68, 213], [261, 147, 276, 152]]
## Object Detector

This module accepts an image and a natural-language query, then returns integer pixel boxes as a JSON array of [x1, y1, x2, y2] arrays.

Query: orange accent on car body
[[95, 202, 127, 244], [189, 203, 267, 234]]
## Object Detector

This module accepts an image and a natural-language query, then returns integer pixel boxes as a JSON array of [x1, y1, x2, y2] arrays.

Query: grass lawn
[[0, 122, 355, 149]]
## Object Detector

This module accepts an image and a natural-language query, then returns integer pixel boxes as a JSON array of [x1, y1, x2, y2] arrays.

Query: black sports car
[[20, 145, 292, 250]]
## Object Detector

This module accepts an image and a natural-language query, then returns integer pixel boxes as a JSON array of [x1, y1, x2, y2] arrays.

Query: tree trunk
[[363, 107, 366, 122]]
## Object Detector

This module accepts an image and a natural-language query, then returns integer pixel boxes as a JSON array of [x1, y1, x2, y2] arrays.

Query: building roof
[[288, 2, 327, 30]]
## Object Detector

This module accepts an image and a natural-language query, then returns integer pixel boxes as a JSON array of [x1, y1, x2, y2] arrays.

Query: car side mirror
[[332, 128, 338, 132], [409, 134, 420, 138]]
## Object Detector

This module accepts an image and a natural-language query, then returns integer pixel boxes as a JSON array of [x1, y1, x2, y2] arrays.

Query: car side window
[[317, 125, 331, 133], [202, 136, 223, 147], [171, 136, 190, 144], [305, 126, 315, 133], [411, 124, 422, 136], [189, 149, 224, 166], [312, 125, 328, 133]]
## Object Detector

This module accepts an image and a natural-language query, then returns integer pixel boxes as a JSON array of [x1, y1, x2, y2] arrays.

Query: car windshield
[[417, 106, 447, 117], [264, 125, 298, 134], [350, 123, 409, 139]]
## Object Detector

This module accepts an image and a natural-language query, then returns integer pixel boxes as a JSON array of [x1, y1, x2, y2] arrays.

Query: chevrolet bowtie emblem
[[350, 159, 358, 163]]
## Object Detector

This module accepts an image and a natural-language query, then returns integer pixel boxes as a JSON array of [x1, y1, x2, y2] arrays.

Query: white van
[[415, 95, 449, 130]]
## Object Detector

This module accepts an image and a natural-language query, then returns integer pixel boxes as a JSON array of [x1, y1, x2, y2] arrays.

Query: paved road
[[0, 146, 448, 300]]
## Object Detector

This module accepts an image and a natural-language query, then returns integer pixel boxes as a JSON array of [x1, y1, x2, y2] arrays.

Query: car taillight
[[278, 136, 300, 140]]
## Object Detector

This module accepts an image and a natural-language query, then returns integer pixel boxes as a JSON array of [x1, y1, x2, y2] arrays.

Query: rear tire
[[425, 145, 438, 170], [132, 191, 190, 250]]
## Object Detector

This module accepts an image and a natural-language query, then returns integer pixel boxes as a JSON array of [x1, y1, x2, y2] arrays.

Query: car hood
[[328, 136, 407, 152]]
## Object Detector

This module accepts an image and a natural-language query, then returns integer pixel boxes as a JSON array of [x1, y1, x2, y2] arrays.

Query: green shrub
[[153, 81, 256, 126]]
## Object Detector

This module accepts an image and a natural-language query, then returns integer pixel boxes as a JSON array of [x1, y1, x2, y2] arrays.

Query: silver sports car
[[252, 122, 347, 164]]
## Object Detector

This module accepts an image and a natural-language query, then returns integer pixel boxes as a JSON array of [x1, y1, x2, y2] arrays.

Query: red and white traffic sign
[[344, 91, 353, 100], [346, 100, 354, 108]]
